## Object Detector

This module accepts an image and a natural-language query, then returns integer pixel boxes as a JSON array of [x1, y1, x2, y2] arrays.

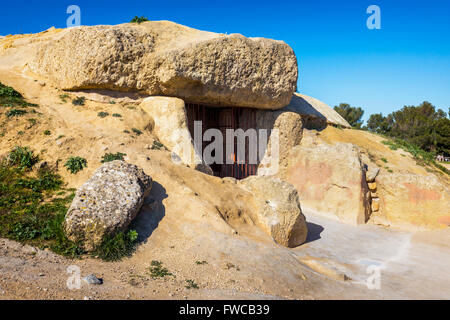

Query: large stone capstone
[[28, 21, 298, 109], [64, 161, 153, 251]]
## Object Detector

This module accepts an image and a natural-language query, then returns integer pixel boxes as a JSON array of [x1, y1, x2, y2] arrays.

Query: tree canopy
[[366, 101, 450, 156], [333, 103, 364, 128]]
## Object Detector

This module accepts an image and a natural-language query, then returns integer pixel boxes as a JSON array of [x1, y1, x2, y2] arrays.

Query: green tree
[[333, 103, 364, 128], [434, 117, 450, 155], [367, 113, 390, 134], [367, 101, 450, 156]]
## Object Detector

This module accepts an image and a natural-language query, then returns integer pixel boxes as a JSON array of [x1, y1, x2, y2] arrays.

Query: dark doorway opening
[[186, 103, 259, 180]]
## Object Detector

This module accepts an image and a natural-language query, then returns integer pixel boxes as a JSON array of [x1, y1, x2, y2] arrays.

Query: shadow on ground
[[131, 181, 168, 243], [305, 221, 324, 244]]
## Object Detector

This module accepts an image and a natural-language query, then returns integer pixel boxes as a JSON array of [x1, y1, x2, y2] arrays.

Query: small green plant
[[64, 157, 87, 174], [130, 16, 149, 24], [149, 261, 173, 278], [123, 130, 131, 134], [109, 101, 116, 105], [97, 112, 109, 118], [6, 108, 27, 117], [56, 135, 65, 140], [8, 146, 39, 170], [132, 128, 143, 136], [151, 140, 165, 150], [59, 94, 70, 103], [26, 118, 37, 129], [225, 262, 240, 271], [195, 260, 208, 265], [92, 230, 139, 261], [185, 279, 199, 289], [381, 158, 388, 163], [43, 130, 51, 136], [101, 152, 127, 163], [0, 82, 37, 108], [112, 113, 122, 118], [72, 97, 86, 106]]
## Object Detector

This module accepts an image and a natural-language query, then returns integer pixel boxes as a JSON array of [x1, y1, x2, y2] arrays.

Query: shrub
[[72, 97, 85, 106], [8, 146, 39, 170], [92, 230, 139, 261], [112, 113, 122, 118], [43, 130, 51, 136], [97, 112, 109, 118], [130, 16, 149, 24], [149, 260, 173, 278], [101, 152, 127, 163], [15, 169, 63, 192], [6, 108, 27, 117], [185, 279, 199, 289], [132, 128, 143, 136], [64, 157, 87, 174]]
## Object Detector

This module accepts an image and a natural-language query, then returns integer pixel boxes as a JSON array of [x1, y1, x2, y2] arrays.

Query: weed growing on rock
[[195, 260, 208, 265], [43, 130, 51, 136], [64, 157, 87, 174], [130, 16, 149, 24], [112, 113, 122, 118], [97, 112, 109, 118], [101, 152, 127, 163]]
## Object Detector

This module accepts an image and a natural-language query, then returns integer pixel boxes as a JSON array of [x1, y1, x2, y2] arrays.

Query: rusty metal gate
[[186, 103, 258, 179]]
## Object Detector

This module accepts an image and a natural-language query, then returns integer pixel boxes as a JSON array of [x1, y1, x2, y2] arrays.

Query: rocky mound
[[15, 21, 299, 109]]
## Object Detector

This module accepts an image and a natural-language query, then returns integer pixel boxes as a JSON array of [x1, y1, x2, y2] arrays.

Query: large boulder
[[64, 161, 153, 251], [374, 173, 450, 229], [240, 176, 308, 247], [285, 93, 351, 128], [140, 96, 212, 174], [285, 134, 371, 225], [28, 21, 298, 109], [255, 109, 304, 176]]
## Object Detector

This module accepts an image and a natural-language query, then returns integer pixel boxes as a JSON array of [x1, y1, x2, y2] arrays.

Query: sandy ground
[[1, 208, 449, 300]]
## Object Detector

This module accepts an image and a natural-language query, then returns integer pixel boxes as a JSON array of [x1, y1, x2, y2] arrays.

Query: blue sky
[[1, 0, 449, 122]]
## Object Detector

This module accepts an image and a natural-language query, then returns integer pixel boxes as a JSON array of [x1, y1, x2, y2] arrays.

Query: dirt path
[[295, 210, 450, 299]]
